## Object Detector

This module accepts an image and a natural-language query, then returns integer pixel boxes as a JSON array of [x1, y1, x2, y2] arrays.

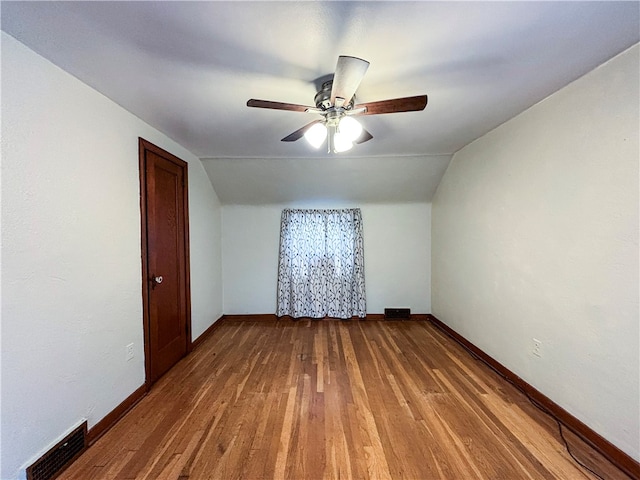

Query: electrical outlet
[[126, 343, 135, 361], [532, 338, 542, 357]]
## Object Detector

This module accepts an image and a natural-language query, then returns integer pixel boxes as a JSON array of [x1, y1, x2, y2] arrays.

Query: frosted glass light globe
[[338, 116, 363, 142], [333, 132, 353, 152], [304, 123, 327, 149]]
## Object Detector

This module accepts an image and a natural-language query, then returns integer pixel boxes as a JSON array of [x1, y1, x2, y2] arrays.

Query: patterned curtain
[[276, 209, 366, 319]]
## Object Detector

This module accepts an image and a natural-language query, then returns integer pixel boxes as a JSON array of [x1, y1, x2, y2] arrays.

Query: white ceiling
[[2, 1, 638, 204]]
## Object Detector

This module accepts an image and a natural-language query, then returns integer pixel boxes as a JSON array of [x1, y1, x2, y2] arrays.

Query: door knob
[[150, 274, 163, 290]]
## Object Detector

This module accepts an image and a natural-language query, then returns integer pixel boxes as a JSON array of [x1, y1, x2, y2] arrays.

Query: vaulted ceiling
[[2, 1, 638, 204]]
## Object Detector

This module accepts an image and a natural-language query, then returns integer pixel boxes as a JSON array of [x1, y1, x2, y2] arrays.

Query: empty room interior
[[1, 2, 639, 479]]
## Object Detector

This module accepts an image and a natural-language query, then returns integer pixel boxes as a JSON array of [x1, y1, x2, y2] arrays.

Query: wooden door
[[139, 138, 191, 385]]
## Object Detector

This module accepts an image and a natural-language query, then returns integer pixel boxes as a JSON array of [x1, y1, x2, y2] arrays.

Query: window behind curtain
[[276, 208, 366, 319]]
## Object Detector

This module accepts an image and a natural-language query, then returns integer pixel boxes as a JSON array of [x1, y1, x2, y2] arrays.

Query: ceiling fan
[[246, 56, 428, 153]]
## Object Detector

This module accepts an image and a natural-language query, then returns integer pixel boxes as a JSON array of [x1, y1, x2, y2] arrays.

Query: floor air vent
[[27, 421, 87, 480], [384, 308, 411, 319]]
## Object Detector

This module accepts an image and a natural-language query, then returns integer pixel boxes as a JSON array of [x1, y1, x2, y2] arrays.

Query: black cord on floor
[[526, 393, 605, 480], [443, 333, 607, 480], [556, 417, 606, 480]]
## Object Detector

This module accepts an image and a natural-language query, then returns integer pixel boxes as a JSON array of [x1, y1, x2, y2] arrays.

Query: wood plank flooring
[[61, 317, 631, 479]]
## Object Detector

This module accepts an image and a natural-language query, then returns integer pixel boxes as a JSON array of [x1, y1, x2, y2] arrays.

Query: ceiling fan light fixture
[[338, 116, 363, 142], [304, 122, 328, 148]]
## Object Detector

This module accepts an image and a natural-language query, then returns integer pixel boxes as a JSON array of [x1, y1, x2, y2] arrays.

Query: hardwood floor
[[61, 317, 631, 479]]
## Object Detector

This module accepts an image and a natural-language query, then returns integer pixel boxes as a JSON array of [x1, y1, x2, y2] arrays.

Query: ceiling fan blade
[[330, 56, 370, 107], [247, 99, 313, 113], [281, 120, 323, 142], [354, 128, 373, 145], [354, 95, 428, 115]]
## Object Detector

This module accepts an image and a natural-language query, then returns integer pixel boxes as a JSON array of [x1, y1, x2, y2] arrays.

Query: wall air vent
[[384, 308, 411, 319], [27, 421, 87, 480]]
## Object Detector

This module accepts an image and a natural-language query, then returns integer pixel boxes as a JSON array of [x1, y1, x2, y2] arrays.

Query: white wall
[[362, 204, 431, 314], [432, 44, 639, 460], [189, 168, 223, 339], [1, 32, 223, 479], [222, 203, 431, 315]]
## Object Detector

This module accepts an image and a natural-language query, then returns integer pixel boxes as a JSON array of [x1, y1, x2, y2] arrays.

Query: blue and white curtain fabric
[[276, 208, 366, 319]]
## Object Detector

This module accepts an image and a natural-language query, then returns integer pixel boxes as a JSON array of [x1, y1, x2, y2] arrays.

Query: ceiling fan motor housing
[[315, 80, 355, 111]]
